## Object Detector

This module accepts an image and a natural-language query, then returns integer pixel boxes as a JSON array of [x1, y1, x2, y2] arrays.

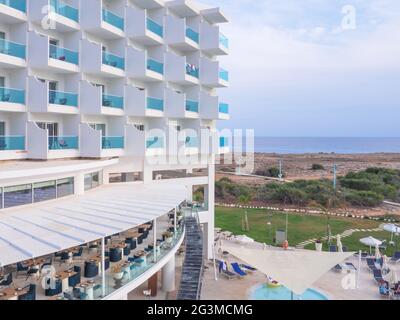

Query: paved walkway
[[295, 226, 384, 249]]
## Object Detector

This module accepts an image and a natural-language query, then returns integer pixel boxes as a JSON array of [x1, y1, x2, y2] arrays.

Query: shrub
[[311, 164, 325, 170], [255, 167, 282, 178]]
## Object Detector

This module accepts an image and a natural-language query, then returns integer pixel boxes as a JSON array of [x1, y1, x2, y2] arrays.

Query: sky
[[200, 0, 400, 137]]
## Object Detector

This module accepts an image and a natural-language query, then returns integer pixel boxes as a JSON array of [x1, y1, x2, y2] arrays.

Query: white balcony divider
[[165, 52, 185, 83], [165, 88, 185, 118], [126, 46, 146, 78], [79, 123, 101, 157], [27, 0, 47, 23], [80, 0, 102, 31], [79, 80, 102, 114], [125, 125, 145, 157], [81, 39, 102, 74], [125, 6, 145, 39], [165, 15, 184, 44], [28, 30, 49, 69], [125, 84, 146, 116], [27, 122, 48, 159], [27, 76, 48, 113], [200, 91, 219, 119]]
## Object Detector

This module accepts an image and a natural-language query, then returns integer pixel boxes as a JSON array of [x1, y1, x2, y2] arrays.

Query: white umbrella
[[235, 235, 255, 244], [384, 270, 398, 285], [337, 234, 343, 253], [375, 244, 381, 260], [360, 237, 382, 255], [383, 224, 400, 243]]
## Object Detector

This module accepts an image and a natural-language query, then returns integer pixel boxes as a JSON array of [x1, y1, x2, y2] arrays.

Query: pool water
[[250, 284, 328, 300]]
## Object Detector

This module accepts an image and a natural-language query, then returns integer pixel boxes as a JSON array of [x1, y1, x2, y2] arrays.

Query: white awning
[[0, 183, 187, 267], [221, 241, 354, 295]]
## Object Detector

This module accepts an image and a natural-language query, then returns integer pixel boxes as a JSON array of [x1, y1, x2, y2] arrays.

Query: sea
[[251, 137, 400, 154]]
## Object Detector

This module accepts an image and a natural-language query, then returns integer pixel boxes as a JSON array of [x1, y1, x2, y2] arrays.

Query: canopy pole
[[101, 237, 106, 298], [357, 250, 361, 289], [212, 238, 218, 281], [153, 219, 157, 262]]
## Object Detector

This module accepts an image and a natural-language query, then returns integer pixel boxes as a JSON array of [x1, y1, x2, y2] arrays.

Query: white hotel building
[[0, 0, 229, 300]]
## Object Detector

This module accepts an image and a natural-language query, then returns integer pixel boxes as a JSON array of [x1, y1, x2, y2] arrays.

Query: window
[[134, 124, 144, 131], [4, 184, 32, 208], [84, 172, 102, 191], [49, 38, 59, 46], [109, 172, 143, 183], [0, 122, 4, 136], [36, 122, 59, 136], [0, 32, 5, 40], [57, 177, 74, 198], [34, 180, 56, 203]]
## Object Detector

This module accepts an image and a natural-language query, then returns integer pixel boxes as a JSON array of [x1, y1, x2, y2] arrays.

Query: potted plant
[[315, 239, 323, 252]]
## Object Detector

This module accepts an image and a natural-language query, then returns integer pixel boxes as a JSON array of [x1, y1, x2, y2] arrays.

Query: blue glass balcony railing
[[147, 18, 163, 37], [49, 44, 79, 65], [102, 136, 124, 149], [147, 58, 164, 75], [102, 51, 125, 70], [219, 102, 229, 114], [0, 0, 26, 13], [0, 136, 25, 151], [219, 68, 229, 82], [186, 63, 199, 78], [147, 97, 164, 111], [50, 0, 79, 22], [49, 90, 78, 107], [185, 100, 199, 113], [102, 94, 124, 109], [0, 87, 25, 104], [186, 28, 199, 43], [219, 33, 229, 49], [48, 136, 78, 150], [0, 38, 26, 59], [185, 136, 198, 148], [220, 137, 229, 147], [146, 136, 164, 149], [102, 8, 124, 31]]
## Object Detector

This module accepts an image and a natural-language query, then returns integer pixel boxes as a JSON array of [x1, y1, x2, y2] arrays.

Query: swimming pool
[[249, 284, 329, 300]]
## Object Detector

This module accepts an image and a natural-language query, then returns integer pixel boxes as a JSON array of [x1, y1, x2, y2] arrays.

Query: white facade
[[0, 0, 229, 300]]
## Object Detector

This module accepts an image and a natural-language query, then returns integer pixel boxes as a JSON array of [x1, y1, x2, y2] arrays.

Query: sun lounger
[[333, 264, 342, 272], [329, 245, 337, 252], [231, 263, 247, 277], [240, 264, 256, 272], [391, 252, 400, 263], [221, 269, 237, 280], [373, 269, 384, 283], [345, 262, 357, 271], [367, 258, 378, 271]]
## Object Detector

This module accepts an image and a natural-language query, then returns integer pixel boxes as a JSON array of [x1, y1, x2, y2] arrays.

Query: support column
[[74, 173, 85, 195], [162, 256, 176, 293], [153, 219, 157, 262], [148, 272, 158, 297], [101, 238, 106, 298], [203, 162, 215, 260]]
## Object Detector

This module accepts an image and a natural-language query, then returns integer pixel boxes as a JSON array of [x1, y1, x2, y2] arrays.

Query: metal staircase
[[177, 209, 204, 300]]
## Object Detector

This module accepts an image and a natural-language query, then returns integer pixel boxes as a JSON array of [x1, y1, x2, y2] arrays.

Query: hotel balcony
[[126, 46, 163, 81], [0, 112, 27, 160], [126, 6, 164, 45], [30, 0, 79, 32], [0, 38, 26, 69], [199, 91, 219, 120], [218, 102, 230, 120], [0, 0, 27, 23], [81, 0, 124, 39], [80, 81, 124, 116], [81, 39, 125, 78], [200, 58, 228, 88], [125, 85, 163, 118], [0, 86, 26, 112], [28, 77, 79, 114], [28, 32, 79, 73], [80, 123, 125, 158], [165, 15, 199, 51], [200, 22, 228, 56], [185, 99, 199, 119], [27, 122, 79, 160], [146, 134, 165, 156], [165, 52, 199, 86], [184, 135, 199, 155]]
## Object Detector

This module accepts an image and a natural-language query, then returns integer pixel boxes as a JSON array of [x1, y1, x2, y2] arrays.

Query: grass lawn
[[215, 206, 382, 248]]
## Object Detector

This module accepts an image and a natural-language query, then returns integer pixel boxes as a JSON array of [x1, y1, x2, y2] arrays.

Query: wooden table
[[108, 241, 127, 249], [0, 287, 28, 300], [23, 258, 47, 268], [125, 231, 142, 239]]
